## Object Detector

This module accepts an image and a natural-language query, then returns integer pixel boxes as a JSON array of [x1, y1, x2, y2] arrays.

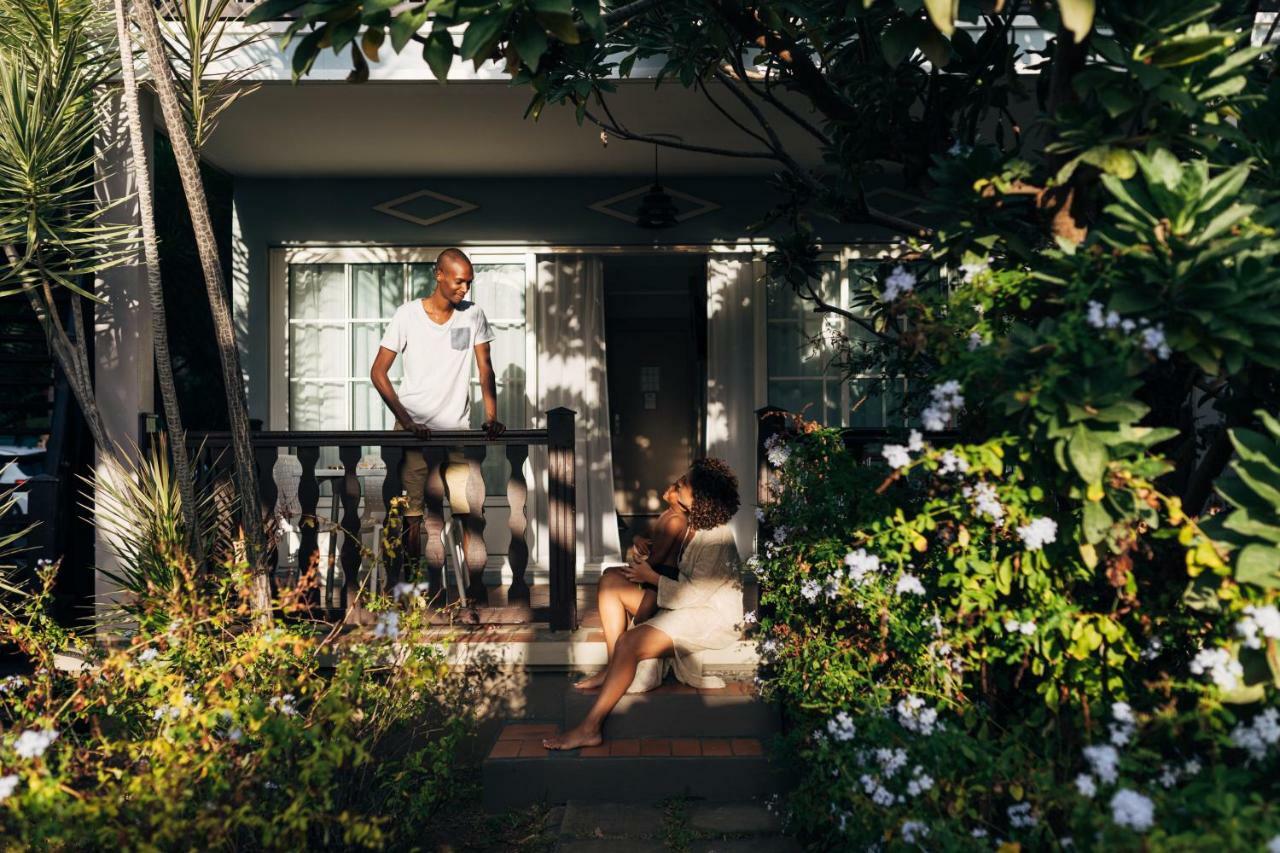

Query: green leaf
[[422, 29, 453, 81], [246, 0, 310, 25], [1237, 544, 1280, 589], [459, 10, 506, 61], [1082, 500, 1111, 544], [531, 0, 572, 13], [922, 0, 956, 36], [361, 26, 385, 61], [512, 17, 548, 68], [881, 17, 922, 68], [917, 23, 951, 68], [535, 11, 579, 43], [291, 27, 326, 78], [574, 0, 603, 40], [362, 0, 403, 15], [390, 5, 430, 52], [1068, 426, 1107, 485], [1056, 0, 1095, 43]]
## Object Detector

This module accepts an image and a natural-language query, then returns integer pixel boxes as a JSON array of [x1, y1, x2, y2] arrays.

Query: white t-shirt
[[378, 300, 495, 430]]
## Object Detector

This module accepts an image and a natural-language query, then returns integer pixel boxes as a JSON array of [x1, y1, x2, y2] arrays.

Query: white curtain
[[533, 255, 623, 576], [706, 254, 760, 559]]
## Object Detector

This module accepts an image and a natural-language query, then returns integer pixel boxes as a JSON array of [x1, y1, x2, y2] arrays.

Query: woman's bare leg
[[634, 588, 658, 623], [546, 626, 675, 750], [573, 568, 645, 690]]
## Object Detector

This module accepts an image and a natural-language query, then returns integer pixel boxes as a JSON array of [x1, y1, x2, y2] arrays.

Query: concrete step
[[482, 723, 783, 811], [552, 801, 800, 853], [564, 680, 779, 740]]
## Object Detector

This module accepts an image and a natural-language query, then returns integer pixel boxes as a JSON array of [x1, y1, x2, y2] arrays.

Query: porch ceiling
[[200, 80, 826, 178]]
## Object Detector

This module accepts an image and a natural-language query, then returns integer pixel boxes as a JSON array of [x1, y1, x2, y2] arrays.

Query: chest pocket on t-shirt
[[450, 327, 471, 350]]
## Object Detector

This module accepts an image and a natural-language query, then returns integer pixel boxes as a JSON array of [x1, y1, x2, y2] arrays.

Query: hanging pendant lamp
[[636, 144, 679, 229]]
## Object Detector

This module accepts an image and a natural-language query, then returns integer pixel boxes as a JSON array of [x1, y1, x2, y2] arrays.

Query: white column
[[93, 92, 155, 620], [705, 254, 764, 559]]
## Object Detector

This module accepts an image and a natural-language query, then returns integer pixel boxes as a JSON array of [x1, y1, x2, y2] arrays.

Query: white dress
[[644, 524, 744, 688]]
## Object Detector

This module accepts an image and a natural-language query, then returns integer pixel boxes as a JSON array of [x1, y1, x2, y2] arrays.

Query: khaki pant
[[396, 424, 469, 517]]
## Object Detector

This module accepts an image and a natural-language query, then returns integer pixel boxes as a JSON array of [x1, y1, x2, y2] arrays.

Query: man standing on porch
[[369, 247, 505, 589]]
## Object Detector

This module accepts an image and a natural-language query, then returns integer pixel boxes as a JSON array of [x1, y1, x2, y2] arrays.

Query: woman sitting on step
[[544, 458, 742, 751], [571, 476, 691, 691]]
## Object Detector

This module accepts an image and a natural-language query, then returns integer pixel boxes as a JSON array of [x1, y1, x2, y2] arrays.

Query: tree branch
[[580, 105, 778, 159]]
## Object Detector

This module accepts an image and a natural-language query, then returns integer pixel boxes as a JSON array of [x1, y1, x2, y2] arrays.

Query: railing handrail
[[183, 428, 554, 448]]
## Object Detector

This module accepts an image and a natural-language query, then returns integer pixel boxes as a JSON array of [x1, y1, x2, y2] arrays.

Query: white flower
[[743, 610, 757, 625], [755, 507, 766, 523], [895, 573, 926, 596], [772, 525, 790, 545], [1083, 744, 1120, 784], [882, 444, 912, 469], [759, 638, 778, 657], [901, 820, 929, 844], [963, 482, 1004, 523], [1008, 802, 1036, 829], [960, 256, 989, 283], [1267, 835, 1280, 853], [1105, 310, 1121, 329], [907, 766, 934, 797], [801, 579, 822, 603], [0, 775, 19, 802], [870, 784, 895, 807], [373, 611, 400, 640], [1016, 517, 1057, 551], [764, 433, 791, 468], [13, 728, 59, 760], [921, 381, 964, 432], [971, 827, 988, 838], [1111, 702, 1134, 724], [876, 747, 909, 777], [896, 694, 938, 735], [938, 450, 969, 475], [1141, 637, 1163, 660], [1110, 788, 1154, 832], [967, 331, 984, 351], [1183, 758, 1201, 776], [1230, 707, 1280, 761], [269, 694, 298, 716], [0, 675, 27, 694], [827, 711, 856, 742], [226, 726, 244, 743], [1158, 765, 1179, 788], [844, 550, 882, 585], [1003, 618, 1036, 636], [882, 266, 917, 302], [138, 648, 159, 663], [1074, 774, 1097, 798], [1139, 324, 1171, 360], [1235, 604, 1280, 650], [1087, 301, 1107, 329], [1189, 646, 1243, 691], [947, 140, 971, 157]]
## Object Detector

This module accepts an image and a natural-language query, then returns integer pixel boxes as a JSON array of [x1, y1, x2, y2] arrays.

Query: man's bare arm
[[474, 341, 505, 438], [370, 347, 427, 437]]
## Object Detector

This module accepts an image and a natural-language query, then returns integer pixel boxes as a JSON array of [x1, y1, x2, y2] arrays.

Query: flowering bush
[[753, 5, 1280, 850], [0, 453, 478, 849]]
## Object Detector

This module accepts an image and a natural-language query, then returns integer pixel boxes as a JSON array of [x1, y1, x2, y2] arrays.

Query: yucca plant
[[0, 0, 135, 452]]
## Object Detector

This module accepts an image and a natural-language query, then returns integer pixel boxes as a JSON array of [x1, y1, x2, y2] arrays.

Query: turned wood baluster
[[254, 445, 280, 591], [295, 446, 321, 609], [506, 443, 530, 604], [547, 407, 577, 632], [461, 446, 488, 605], [338, 445, 363, 611], [379, 445, 405, 591], [422, 446, 447, 604]]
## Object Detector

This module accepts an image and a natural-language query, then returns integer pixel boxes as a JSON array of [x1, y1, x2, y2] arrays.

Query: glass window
[[286, 258, 530, 494], [765, 257, 907, 429]]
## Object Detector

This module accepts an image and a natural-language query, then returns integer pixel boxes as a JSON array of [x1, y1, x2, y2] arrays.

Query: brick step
[[564, 680, 778, 740], [483, 723, 782, 811]]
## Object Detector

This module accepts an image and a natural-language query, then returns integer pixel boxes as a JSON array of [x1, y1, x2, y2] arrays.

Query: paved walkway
[[548, 800, 800, 853]]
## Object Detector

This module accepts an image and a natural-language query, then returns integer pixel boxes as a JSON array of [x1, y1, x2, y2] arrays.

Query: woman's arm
[[647, 513, 688, 580]]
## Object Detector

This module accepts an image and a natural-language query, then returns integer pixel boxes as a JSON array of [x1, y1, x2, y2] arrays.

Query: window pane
[[290, 323, 346, 378], [409, 263, 436, 298], [290, 381, 346, 430], [848, 379, 887, 428], [290, 264, 344, 319], [767, 379, 826, 423], [351, 322, 398, 379], [351, 381, 395, 430], [473, 263, 525, 319], [351, 264, 402, 318]]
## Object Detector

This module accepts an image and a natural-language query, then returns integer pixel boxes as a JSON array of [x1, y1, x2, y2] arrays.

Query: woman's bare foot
[[543, 725, 603, 751], [571, 671, 606, 691]]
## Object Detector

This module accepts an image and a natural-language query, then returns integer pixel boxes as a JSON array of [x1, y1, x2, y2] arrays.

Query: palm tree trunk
[[129, 0, 270, 618], [111, 0, 204, 565], [4, 246, 109, 451]]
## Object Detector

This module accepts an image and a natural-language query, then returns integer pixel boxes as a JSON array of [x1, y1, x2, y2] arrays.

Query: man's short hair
[[436, 247, 472, 271]]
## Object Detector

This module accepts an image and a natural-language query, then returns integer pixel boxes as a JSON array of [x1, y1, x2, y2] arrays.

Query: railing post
[[547, 407, 577, 632], [295, 446, 321, 609], [254, 445, 280, 590], [459, 446, 488, 605], [337, 445, 363, 611], [379, 445, 405, 591], [505, 443, 530, 604], [25, 474, 59, 566]]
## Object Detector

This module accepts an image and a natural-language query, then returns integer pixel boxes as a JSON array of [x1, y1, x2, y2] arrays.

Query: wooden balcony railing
[[183, 407, 577, 631]]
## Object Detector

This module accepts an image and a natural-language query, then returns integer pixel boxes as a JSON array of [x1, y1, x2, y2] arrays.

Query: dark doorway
[[604, 254, 708, 544]]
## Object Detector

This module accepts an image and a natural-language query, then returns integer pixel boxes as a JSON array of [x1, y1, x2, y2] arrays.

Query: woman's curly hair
[[686, 457, 740, 530]]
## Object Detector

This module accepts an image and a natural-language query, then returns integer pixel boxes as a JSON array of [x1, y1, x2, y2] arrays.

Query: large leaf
[[422, 29, 454, 81], [1068, 426, 1107, 485], [245, 0, 310, 25], [922, 0, 957, 36], [1057, 0, 1095, 44], [512, 17, 548, 69]]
